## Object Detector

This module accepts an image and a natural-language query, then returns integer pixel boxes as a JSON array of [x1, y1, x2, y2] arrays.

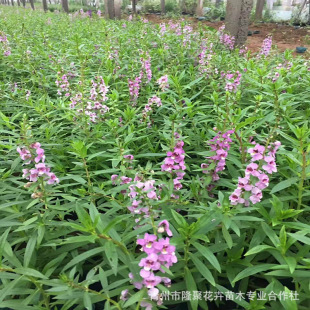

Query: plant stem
[[297, 149, 306, 211]]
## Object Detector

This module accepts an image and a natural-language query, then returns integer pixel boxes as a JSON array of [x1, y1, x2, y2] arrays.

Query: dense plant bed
[[0, 6, 310, 310]]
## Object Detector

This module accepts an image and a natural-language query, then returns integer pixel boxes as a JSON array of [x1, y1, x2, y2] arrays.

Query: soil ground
[[146, 14, 310, 56]]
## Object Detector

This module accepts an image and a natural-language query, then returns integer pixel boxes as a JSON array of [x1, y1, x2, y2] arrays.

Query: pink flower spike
[[111, 174, 118, 184], [157, 220, 173, 236], [47, 173, 59, 184]]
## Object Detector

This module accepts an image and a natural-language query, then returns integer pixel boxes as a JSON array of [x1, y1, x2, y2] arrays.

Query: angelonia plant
[[1, 6, 310, 310]]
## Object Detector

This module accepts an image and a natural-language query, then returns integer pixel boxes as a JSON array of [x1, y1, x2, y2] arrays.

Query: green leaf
[[104, 241, 118, 276], [279, 287, 298, 310], [285, 257, 297, 274], [232, 264, 276, 285], [222, 226, 233, 249], [123, 288, 146, 307], [261, 222, 280, 247], [288, 233, 310, 245], [24, 233, 37, 268], [171, 210, 187, 228], [244, 245, 275, 256], [0, 276, 23, 303], [83, 292, 92, 310], [62, 235, 98, 244], [192, 242, 221, 272], [189, 253, 216, 286], [101, 215, 128, 234], [185, 267, 199, 310], [62, 247, 104, 271], [14, 267, 48, 279], [270, 178, 298, 194]]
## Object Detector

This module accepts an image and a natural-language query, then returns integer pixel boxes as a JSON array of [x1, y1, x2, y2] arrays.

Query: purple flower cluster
[[17, 143, 59, 188], [129, 76, 141, 104], [229, 141, 281, 206], [182, 25, 194, 48], [0, 33, 11, 56], [268, 61, 293, 83], [258, 36, 272, 57], [127, 180, 158, 220], [161, 138, 186, 192], [143, 95, 162, 123], [140, 51, 152, 83], [218, 25, 235, 50], [168, 21, 182, 36], [159, 23, 166, 35], [55, 72, 70, 97], [70, 76, 109, 123], [130, 223, 177, 308], [198, 39, 214, 77], [157, 75, 169, 91], [26, 90, 31, 101], [239, 46, 248, 56], [221, 71, 242, 92], [108, 48, 119, 61], [110, 155, 135, 193], [201, 129, 234, 182], [108, 48, 121, 74]]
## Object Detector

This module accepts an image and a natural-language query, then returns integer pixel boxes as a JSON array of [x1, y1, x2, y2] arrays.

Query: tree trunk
[[17, 0, 20, 6], [107, 0, 115, 18], [161, 0, 165, 14], [255, 0, 265, 19], [21, 0, 25, 7], [309, 0, 310, 24], [114, 0, 121, 19], [225, 0, 253, 46], [196, 0, 203, 16], [29, 0, 35, 10], [42, 0, 48, 11], [95, 0, 99, 8], [104, 0, 108, 17], [11, 0, 14, 5], [132, 0, 136, 15], [62, 0, 69, 13]]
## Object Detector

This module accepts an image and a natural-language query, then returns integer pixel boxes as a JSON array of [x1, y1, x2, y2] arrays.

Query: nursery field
[[1, 6, 310, 310]]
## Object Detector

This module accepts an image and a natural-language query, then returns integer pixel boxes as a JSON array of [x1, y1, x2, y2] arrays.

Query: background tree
[[106, 0, 115, 18], [196, 0, 204, 16], [132, 0, 136, 15], [255, 0, 265, 19], [225, 0, 253, 46], [29, 0, 35, 10], [114, 0, 121, 19], [161, 0, 165, 14], [61, 0, 69, 13], [43, 0, 48, 11]]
